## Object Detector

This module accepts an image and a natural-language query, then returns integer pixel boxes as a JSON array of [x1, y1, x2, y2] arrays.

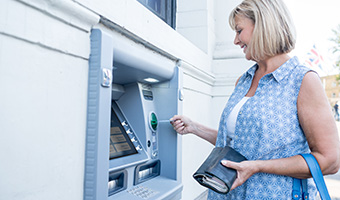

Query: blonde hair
[[229, 0, 296, 61]]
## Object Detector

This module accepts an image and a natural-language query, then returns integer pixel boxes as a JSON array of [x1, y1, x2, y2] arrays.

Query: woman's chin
[[244, 54, 251, 60]]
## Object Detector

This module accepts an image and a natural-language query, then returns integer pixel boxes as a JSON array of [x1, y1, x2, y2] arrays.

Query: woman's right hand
[[170, 115, 196, 135], [170, 115, 218, 145]]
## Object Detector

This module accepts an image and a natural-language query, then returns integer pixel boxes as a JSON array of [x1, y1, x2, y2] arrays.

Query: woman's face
[[233, 14, 255, 60]]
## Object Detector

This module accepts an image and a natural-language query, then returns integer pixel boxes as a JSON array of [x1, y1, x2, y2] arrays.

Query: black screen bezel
[[109, 107, 138, 160]]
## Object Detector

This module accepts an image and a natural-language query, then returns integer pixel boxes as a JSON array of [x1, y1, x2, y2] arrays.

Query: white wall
[[212, 0, 254, 127], [177, 1, 254, 197], [177, 0, 216, 58], [0, 0, 97, 199], [178, 61, 215, 199], [0, 0, 252, 199], [78, 0, 211, 73]]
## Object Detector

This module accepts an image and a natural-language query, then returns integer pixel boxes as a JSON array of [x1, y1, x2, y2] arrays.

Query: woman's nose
[[234, 34, 240, 45]]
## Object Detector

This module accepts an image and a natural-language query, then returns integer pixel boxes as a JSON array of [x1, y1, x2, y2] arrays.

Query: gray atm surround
[[84, 28, 183, 200]]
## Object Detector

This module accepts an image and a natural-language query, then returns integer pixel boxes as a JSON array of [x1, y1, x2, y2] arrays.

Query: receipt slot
[[84, 29, 183, 200]]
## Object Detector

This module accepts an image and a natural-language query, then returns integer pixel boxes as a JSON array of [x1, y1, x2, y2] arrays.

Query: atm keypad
[[127, 185, 158, 199]]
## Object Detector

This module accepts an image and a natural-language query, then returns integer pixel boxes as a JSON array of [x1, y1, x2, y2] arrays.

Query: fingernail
[[221, 160, 227, 165]]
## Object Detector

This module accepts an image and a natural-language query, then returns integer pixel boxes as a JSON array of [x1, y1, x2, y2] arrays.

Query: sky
[[283, 0, 340, 76]]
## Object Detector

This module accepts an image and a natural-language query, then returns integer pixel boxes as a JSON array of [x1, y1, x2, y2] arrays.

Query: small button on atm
[[84, 28, 183, 200]]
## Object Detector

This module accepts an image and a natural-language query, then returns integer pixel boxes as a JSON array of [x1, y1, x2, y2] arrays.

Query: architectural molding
[[99, 17, 179, 62], [214, 42, 244, 60], [15, 0, 100, 32], [214, 73, 239, 86], [178, 60, 237, 98], [178, 60, 215, 86], [0, 31, 88, 60], [14, 0, 236, 99]]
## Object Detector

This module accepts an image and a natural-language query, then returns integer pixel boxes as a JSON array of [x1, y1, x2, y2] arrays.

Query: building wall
[[170, 0, 253, 198], [211, 0, 254, 127], [0, 0, 251, 199], [0, 1, 97, 199], [321, 74, 340, 106]]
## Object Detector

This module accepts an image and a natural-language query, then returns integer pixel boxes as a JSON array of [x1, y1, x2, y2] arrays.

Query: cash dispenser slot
[[135, 160, 161, 185], [108, 170, 127, 196]]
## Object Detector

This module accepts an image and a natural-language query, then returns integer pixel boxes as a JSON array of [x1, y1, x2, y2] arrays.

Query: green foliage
[[330, 24, 340, 68]]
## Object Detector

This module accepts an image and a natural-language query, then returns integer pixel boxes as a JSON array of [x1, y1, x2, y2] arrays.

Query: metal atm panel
[[84, 28, 182, 200]]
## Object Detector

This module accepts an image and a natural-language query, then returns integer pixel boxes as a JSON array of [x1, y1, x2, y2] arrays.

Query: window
[[137, 0, 176, 28]]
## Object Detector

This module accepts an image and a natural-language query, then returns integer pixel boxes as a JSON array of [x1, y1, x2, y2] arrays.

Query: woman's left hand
[[221, 160, 259, 191]]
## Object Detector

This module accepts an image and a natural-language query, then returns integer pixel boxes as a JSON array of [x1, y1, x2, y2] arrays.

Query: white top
[[226, 97, 250, 135]]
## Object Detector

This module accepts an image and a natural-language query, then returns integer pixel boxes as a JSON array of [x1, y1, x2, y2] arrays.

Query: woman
[[171, 0, 340, 199]]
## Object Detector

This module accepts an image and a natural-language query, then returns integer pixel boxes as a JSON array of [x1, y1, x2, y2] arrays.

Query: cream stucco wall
[[0, 0, 253, 199]]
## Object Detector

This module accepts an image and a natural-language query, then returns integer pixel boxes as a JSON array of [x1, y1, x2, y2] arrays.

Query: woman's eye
[[237, 29, 242, 34]]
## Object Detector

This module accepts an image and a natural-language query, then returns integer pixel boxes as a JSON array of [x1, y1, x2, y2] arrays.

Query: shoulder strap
[[292, 178, 302, 200], [300, 154, 331, 200], [292, 178, 309, 200]]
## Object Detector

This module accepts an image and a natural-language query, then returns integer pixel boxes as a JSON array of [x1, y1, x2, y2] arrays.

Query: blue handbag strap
[[292, 178, 302, 200], [301, 178, 308, 200], [300, 154, 331, 200], [292, 178, 309, 200]]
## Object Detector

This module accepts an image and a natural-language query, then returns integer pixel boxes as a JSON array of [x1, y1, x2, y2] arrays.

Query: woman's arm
[[296, 71, 340, 174], [222, 71, 340, 190], [170, 75, 241, 145], [170, 115, 218, 145]]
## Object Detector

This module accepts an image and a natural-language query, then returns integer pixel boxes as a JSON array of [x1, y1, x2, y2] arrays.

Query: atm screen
[[110, 108, 138, 159]]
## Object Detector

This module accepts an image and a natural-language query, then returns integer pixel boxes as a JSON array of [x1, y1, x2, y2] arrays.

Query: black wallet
[[193, 146, 247, 194]]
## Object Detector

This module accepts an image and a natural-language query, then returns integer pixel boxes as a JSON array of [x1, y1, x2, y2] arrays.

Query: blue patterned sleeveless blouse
[[208, 56, 317, 200]]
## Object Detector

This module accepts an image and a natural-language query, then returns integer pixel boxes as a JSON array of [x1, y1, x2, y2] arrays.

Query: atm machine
[[83, 29, 183, 200]]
